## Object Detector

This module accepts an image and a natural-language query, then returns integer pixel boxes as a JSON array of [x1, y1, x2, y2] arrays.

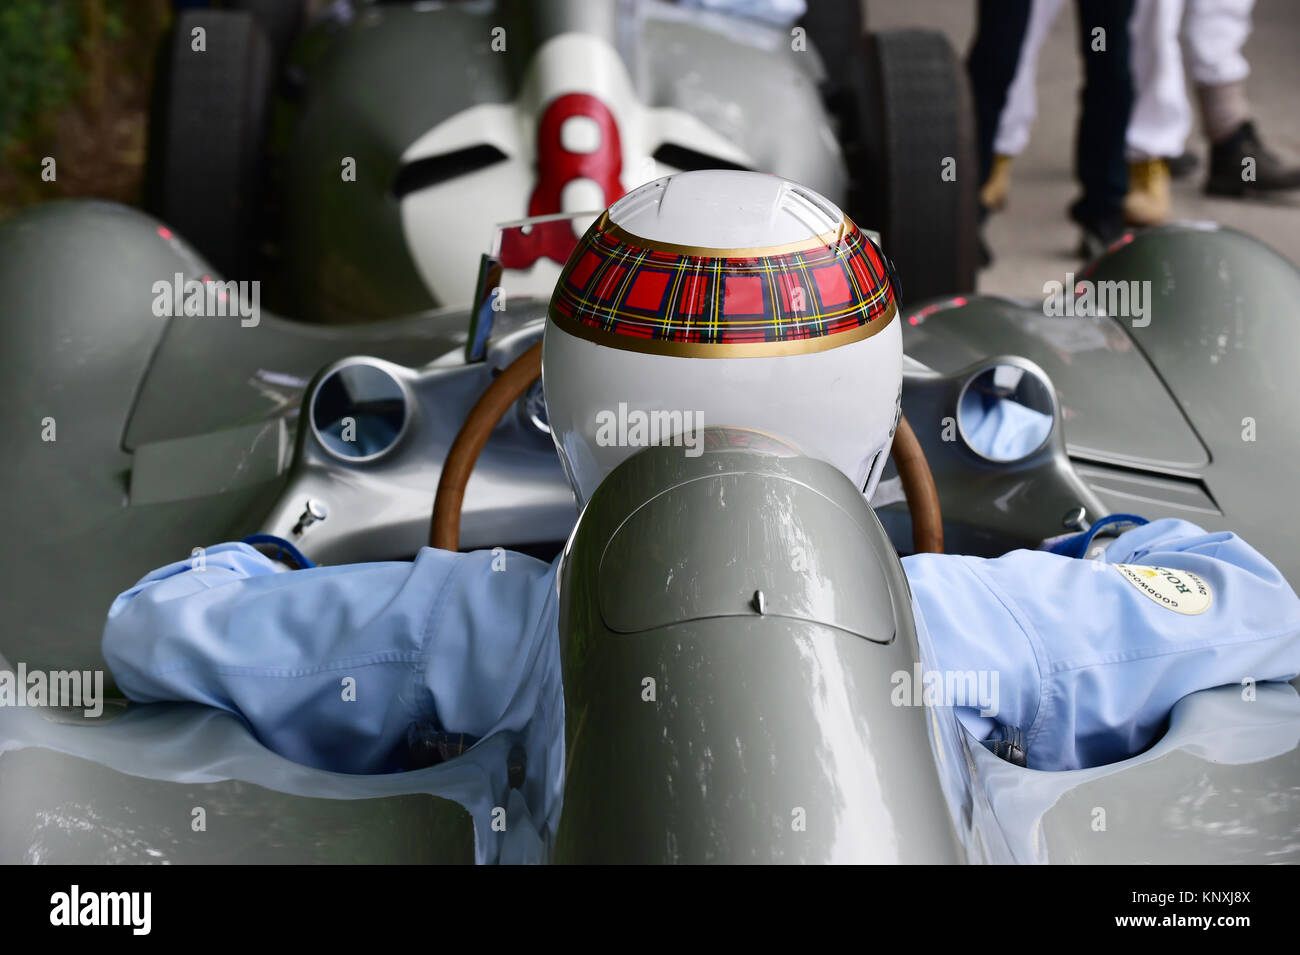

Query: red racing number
[[499, 93, 625, 269]]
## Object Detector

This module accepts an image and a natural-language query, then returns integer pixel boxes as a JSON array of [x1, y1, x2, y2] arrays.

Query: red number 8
[[499, 93, 625, 269]]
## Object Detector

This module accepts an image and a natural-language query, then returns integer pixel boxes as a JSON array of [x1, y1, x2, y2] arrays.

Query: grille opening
[[392, 144, 510, 198]]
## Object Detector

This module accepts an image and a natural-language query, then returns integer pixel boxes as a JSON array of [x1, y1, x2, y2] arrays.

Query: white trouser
[[1127, 0, 1190, 159], [992, 0, 1254, 161], [992, 0, 1066, 157], [1184, 0, 1254, 85]]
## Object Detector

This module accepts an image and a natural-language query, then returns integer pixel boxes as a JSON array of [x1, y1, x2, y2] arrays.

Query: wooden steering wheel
[[430, 342, 943, 555]]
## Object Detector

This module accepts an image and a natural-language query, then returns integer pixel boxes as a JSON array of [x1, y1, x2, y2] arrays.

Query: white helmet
[[542, 170, 902, 507]]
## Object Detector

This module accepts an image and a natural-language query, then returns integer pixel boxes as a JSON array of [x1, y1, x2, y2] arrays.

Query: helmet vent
[[611, 178, 667, 223], [783, 183, 843, 236]]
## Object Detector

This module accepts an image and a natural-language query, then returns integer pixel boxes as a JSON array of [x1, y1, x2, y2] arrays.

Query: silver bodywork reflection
[[2, 204, 1297, 862], [555, 444, 963, 863]]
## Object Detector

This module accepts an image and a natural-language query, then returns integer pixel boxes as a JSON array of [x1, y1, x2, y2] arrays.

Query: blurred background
[[867, 0, 1299, 298], [0, 0, 170, 215], [1, 0, 1295, 299]]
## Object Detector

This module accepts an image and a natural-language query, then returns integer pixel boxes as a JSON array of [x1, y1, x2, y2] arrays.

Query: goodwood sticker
[[1114, 564, 1213, 615]]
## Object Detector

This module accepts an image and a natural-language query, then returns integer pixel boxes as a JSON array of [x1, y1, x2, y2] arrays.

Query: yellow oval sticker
[[1114, 564, 1213, 615]]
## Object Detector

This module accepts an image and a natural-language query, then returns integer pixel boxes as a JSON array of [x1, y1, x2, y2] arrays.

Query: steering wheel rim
[[430, 345, 943, 555], [431, 341, 543, 551], [890, 414, 944, 554]]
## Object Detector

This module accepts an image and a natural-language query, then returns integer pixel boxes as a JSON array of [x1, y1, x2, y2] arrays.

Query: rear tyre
[[145, 10, 273, 278], [227, 0, 306, 68], [842, 29, 979, 305]]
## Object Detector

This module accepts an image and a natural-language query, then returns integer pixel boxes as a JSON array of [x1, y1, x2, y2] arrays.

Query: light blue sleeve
[[102, 542, 563, 799], [902, 519, 1300, 771]]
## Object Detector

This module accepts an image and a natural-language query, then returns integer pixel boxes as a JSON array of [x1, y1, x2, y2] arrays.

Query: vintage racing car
[[1, 183, 1296, 861], [145, 0, 979, 320]]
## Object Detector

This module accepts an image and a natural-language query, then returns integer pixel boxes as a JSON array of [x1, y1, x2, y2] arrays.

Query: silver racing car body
[[1, 197, 1297, 863]]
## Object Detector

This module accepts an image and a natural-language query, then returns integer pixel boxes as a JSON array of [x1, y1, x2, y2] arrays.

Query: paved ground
[[867, 0, 1300, 299]]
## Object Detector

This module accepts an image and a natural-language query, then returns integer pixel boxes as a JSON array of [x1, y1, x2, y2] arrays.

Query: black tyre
[[227, 0, 305, 67], [145, 10, 273, 278], [842, 29, 979, 304]]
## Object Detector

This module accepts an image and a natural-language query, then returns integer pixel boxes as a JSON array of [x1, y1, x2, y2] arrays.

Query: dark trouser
[[1071, 0, 1135, 225], [966, 0, 1135, 226], [967, 0, 1032, 204]]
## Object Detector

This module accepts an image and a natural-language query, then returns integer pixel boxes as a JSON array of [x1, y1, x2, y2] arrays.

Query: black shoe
[[1205, 120, 1300, 196], [1166, 149, 1199, 179], [1069, 201, 1127, 260]]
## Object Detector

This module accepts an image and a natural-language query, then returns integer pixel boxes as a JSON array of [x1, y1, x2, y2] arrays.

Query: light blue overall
[[102, 518, 1300, 848]]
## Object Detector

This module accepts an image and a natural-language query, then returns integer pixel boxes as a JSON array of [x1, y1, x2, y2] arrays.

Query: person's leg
[[984, 0, 1067, 211], [967, 0, 1033, 201], [993, 0, 1067, 158], [1184, 0, 1252, 91], [1185, 0, 1300, 194], [1123, 0, 1187, 224], [1071, 0, 1136, 254], [1126, 0, 1189, 161], [1186, 0, 1252, 143]]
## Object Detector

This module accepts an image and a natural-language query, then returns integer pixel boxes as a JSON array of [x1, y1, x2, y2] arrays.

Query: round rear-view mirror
[[311, 361, 409, 462], [957, 361, 1056, 463]]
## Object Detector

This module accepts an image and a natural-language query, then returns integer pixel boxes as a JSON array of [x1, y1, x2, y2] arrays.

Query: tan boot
[[1123, 158, 1171, 226], [980, 154, 1013, 211]]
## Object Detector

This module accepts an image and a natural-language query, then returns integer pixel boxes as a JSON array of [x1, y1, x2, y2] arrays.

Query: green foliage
[[105, 7, 126, 42], [0, 0, 85, 155]]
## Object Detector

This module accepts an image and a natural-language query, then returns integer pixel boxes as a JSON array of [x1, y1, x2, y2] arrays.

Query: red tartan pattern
[[550, 219, 894, 345]]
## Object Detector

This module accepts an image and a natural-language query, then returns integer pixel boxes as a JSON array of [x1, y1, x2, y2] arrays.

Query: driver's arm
[[903, 518, 1300, 771], [101, 543, 561, 777]]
